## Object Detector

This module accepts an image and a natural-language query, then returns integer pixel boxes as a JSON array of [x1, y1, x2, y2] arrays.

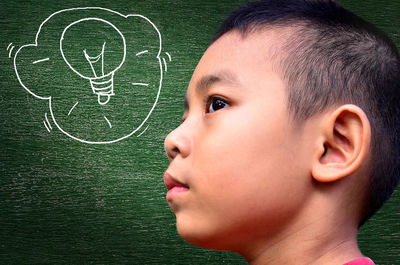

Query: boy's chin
[[175, 215, 236, 251], [176, 217, 212, 248]]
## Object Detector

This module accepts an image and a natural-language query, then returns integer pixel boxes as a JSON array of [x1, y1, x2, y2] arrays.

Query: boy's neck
[[242, 210, 363, 265], [248, 236, 362, 265]]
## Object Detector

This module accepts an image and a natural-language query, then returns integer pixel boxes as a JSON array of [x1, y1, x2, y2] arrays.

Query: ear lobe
[[312, 105, 371, 183]]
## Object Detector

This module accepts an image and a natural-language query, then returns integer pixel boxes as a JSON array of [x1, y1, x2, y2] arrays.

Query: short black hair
[[213, 0, 400, 224]]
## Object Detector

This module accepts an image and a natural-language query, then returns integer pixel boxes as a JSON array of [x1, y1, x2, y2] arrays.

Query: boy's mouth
[[164, 171, 189, 201]]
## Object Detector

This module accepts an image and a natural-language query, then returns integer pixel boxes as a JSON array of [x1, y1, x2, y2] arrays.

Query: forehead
[[185, 29, 288, 105], [201, 29, 284, 72]]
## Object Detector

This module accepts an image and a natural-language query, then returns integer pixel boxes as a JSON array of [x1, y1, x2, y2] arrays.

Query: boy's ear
[[311, 104, 371, 183]]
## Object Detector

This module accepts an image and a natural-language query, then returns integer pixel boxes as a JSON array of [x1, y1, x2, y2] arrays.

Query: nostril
[[164, 126, 190, 160], [169, 147, 180, 160], [166, 146, 179, 161]]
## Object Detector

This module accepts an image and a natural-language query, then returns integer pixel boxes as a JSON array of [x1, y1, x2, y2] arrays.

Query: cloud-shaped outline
[[14, 7, 163, 144]]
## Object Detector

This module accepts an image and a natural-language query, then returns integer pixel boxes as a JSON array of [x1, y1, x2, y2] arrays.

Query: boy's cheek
[[183, 161, 311, 240]]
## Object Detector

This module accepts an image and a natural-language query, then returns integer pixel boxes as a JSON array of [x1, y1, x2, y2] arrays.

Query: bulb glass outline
[[60, 17, 126, 105]]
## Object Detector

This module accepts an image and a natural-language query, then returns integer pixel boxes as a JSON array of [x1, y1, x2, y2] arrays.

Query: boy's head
[[211, 0, 400, 224], [164, 0, 400, 259], [212, 0, 400, 224]]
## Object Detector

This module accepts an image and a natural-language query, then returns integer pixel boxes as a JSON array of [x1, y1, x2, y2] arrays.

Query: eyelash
[[205, 95, 230, 113]]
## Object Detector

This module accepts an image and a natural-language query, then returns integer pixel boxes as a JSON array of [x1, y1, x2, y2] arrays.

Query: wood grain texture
[[0, 0, 398, 264]]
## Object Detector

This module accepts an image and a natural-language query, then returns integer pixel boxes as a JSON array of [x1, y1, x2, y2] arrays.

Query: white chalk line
[[8, 46, 15, 58], [132, 82, 149, 86], [162, 57, 167, 72], [32, 57, 50, 64], [43, 120, 51, 132], [136, 50, 148, 56], [68, 101, 79, 116], [7, 43, 13, 50], [165, 52, 171, 61], [101, 42, 105, 76], [45, 113, 52, 130], [104, 116, 112, 128], [136, 125, 149, 137]]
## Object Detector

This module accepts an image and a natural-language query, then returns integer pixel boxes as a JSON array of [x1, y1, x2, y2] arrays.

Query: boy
[[163, 0, 400, 264]]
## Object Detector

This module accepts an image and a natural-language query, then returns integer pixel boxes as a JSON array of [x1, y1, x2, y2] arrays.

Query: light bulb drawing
[[60, 18, 126, 105], [13, 7, 170, 144], [83, 42, 114, 105]]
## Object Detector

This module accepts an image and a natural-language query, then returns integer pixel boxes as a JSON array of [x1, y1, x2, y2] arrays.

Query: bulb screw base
[[90, 72, 115, 105]]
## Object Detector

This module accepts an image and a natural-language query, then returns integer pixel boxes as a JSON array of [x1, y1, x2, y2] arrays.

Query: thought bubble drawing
[[13, 7, 170, 144]]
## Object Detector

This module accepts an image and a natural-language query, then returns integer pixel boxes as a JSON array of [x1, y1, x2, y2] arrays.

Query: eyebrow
[[184, 70, 238, 111]]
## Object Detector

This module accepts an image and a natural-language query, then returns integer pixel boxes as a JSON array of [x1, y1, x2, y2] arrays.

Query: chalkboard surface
[[1, 0, 399, 264]]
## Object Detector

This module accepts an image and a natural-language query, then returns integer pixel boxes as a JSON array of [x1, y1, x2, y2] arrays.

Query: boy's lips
[[164, 171, 189, 200]]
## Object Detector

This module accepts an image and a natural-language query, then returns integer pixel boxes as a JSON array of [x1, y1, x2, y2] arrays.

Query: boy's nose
[[164, 124, 191, 161]]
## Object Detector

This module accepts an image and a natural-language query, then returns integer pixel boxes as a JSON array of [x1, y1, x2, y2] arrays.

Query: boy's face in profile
[[164, 30, 317, 251]]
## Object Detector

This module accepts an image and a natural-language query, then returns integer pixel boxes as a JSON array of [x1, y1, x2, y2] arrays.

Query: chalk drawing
[[104, 116, 112, 128], [165, 52, 172, 61], [136, 50, 148, 56], [45, 113, 53, 130], [43, 120, 51, 132], [132, 83, 149, 86], [32, 58, 50, 64], [13, 7, 171, 144], [7, 43, 16, 58], [68, 102, 79, 116], [136, 125, 149, 137], [162, 57, 167, 72]]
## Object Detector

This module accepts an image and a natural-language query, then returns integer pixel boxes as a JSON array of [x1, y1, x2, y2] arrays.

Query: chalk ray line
[[32, 58, 50, 64], [68, 102, 79, 116], [8, 46, 15, 58], [136, 50, 148, 56], [7, 43, 13, 50], [104, 116, 112, 128], [43, 121, 51, 132], [45, 113, 52, 130], [162, 57, 167, 72], [137, 125, 149, 137], [166, 52, 171, 61], [132, 83, 149, 86]]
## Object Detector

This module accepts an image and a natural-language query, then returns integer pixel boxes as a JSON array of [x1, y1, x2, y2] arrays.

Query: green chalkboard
[[1, 0, 399, 264]]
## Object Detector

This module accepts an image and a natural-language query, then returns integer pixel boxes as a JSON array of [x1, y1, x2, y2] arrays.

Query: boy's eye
[[207, 96, 230, 113]]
